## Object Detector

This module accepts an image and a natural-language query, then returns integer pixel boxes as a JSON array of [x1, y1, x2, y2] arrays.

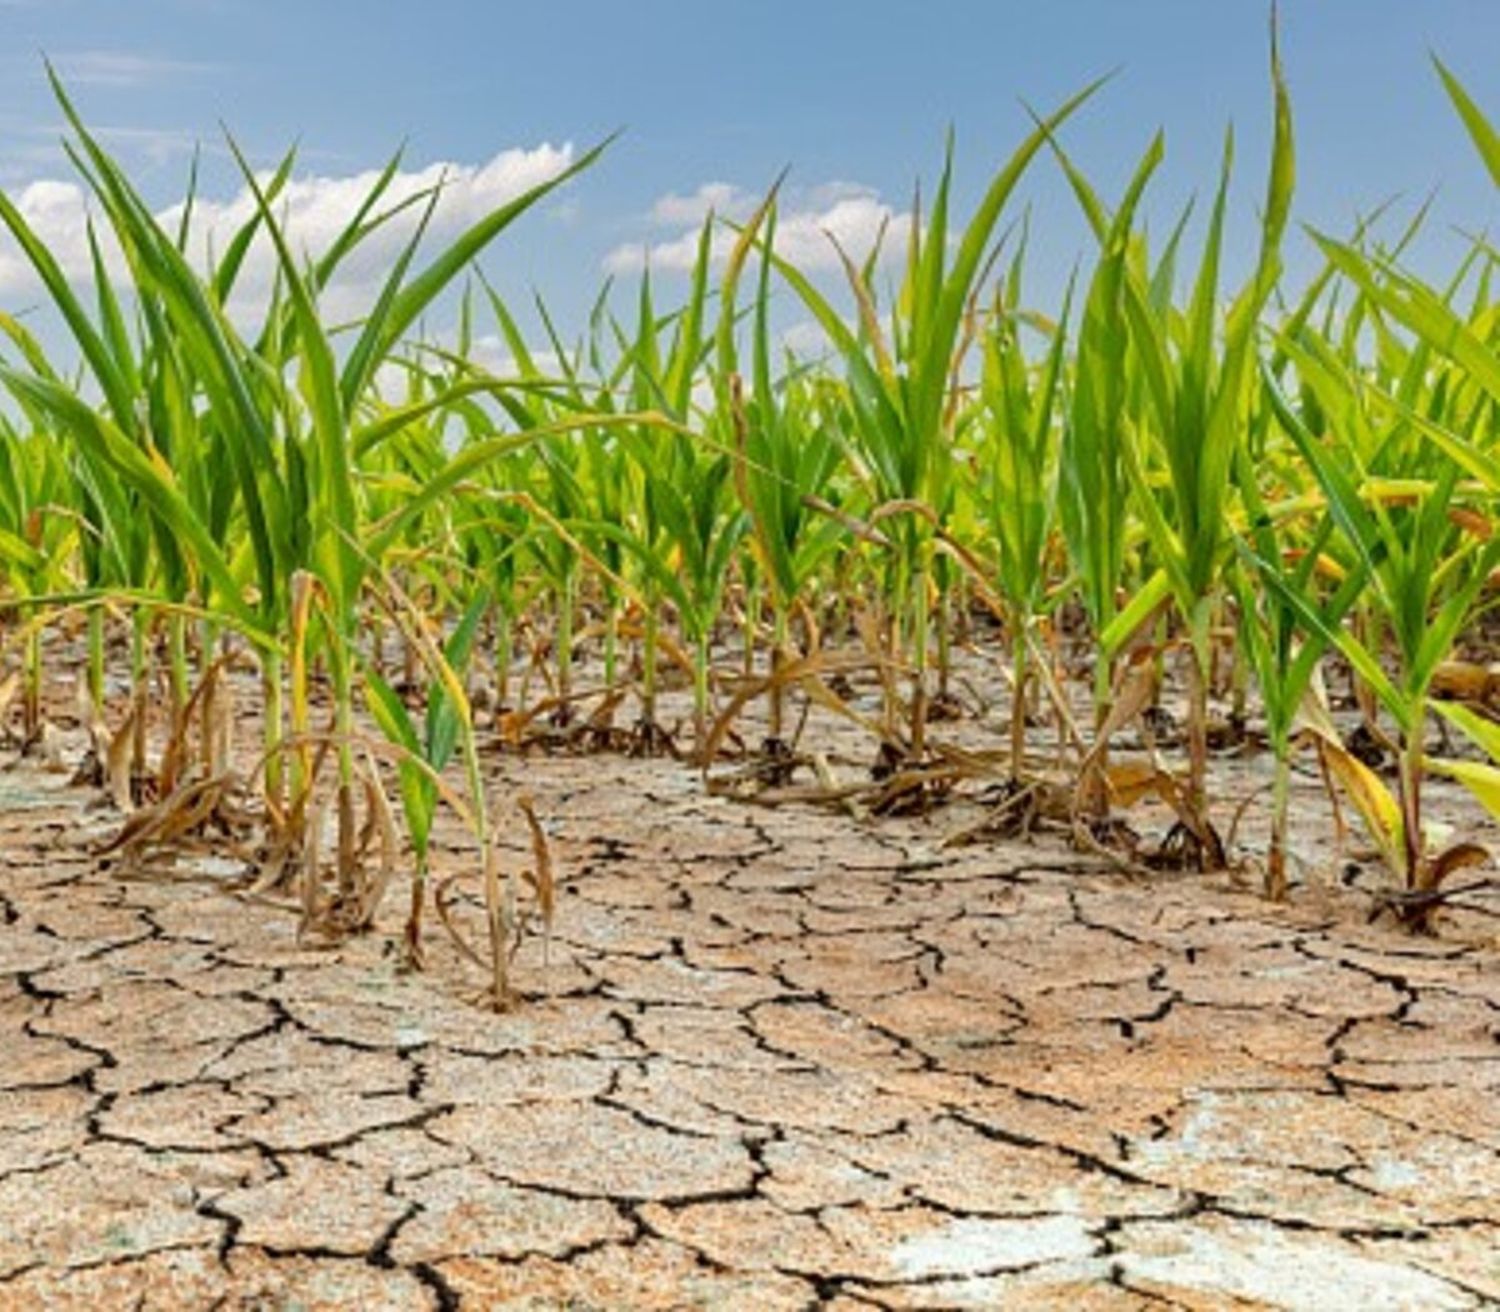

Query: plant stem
[[693, 628, 711, 760], [769, 604, 788, 742], [494, 610, 513, 711], [262, 648, 284, 812], [330, 636, 357, 901], [1186, 599, 1215, 858], [168, 610, 189, 730], [199, 617, 219, 774], [910, 542, 930, 758], [642, 590, 659, 727], [743, 563, 759, 678], [603, 598, 618, 689], [404, 851, 428, 968], [130, 611, 148, 782], [1086, 646, 1113, 821], [1267, 746, 1291, 901], [1400, 708, 1425, 891], [1010, 606, 1028, 781], [22, 624, 41, 744], [555, 567, 575, 710], [86, 606, 105, 720], [936, 582, 952, 704]]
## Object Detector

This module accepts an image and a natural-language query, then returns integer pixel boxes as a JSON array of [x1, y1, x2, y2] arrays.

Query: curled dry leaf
[[1073, 650, 1160, 826], [1294, 676, 1407, 883], [517, 792, 555, 968], [1431, 660, 1500, 706], [0, 669, 20, 737]]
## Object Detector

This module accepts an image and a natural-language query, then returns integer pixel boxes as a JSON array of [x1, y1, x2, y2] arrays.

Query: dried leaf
[[1429, 840, 1489, 890], [0, 669, 22, 733], [1447, 506, 1493, 541], [106, 696, 141, 813], [1104, 760, 1180, 809], [516, 794, 555, 981], [1073, 651, 1159, 820], [1431, 660, 1499, 704], [1297, 684, 1406, 881]]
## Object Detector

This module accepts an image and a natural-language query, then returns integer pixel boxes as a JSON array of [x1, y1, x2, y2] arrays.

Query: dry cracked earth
[[2, 713, 1500, 1309]]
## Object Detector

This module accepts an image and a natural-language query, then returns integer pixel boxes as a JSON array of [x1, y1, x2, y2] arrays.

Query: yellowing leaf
[[1433, 699, 1500, 761], [1296, 680, 1405, 879], [1427, 755, 1500, 822], [1317, 736, 1406, 877]]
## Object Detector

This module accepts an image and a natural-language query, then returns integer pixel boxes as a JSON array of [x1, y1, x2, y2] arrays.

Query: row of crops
[[3, 51, 1500, 1006]]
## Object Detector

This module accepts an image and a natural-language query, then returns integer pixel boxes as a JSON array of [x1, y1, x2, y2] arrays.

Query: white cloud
[[602, 227, 702, 276], [649, 181, 756, 227], [603, 182, 910, 276], [0, 121, 213, 176], [805, 180, 883, 208], [773, 194, 909, 270], [0, 141, 577, 324], [47, 51, 220, 87]]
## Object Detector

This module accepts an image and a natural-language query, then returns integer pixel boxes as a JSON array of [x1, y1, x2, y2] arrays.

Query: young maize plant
[[0, 414, 79, 750], [6, 42, 1500, 1009], [561, 222, 744, 758], [968, 241, 1072, 783], [0, 71, 610, 1004], [1233, 380, 1365, 901], [1051, 133, 1164, 779], [474, 288, 602, 730], [1236, 60, 1500, 921], [1254, 291, 1500, 915], [364, 588, 488, 968], [719, 203, 845, 757], [766, 83, 1103, 763]]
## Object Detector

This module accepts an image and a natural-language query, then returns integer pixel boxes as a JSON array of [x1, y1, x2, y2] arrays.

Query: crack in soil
[[2, 716, 1497, 1308]]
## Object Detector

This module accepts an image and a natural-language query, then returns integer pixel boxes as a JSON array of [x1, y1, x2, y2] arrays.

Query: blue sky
[[1, 1, 1498, 353]]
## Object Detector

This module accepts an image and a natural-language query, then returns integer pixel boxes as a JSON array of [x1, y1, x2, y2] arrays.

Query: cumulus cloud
[[603, 180, 910, 276], [0, 141, 577, 324], [648, 182, 757, 227]]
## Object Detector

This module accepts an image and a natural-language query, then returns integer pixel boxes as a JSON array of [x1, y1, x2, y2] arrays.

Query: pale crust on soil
[[1, 666, 1499, 1310]]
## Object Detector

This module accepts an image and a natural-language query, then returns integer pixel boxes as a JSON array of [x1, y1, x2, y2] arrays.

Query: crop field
[[1, 35, 1498, 1312]]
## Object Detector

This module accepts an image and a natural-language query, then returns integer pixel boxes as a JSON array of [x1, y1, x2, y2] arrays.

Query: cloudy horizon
[[0, 2, 1496, 362]]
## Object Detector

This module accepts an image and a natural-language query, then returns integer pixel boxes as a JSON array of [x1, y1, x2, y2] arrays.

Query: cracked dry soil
[[2, 712, 1499, 1309]]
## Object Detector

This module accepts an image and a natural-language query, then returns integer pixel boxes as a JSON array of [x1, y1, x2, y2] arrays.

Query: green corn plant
[[0, 293, 137, 730], [1234, 376, 1367, 899], [1233, 203, 1441, 899], [0, 139, 293, 785], [452, 474, 534, 715], [475, 283, 639, 724], [969, 243, 1072, 780], [0, 415, 80, 746], [1041, 29, 1293, 865], [0, 75, 610, 1005], [1110, 41, 1294, 864], [717, 200, 846, 746], [567, 219, 729, 751], [763, 81, 1103, 758], [1050, 134, 1168, 744], [1255, 317, 1500, 904], [364, 588, 488, 968]]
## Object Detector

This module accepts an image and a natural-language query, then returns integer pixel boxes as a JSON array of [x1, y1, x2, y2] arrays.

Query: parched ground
[[2, 694, 1499, 1309]]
